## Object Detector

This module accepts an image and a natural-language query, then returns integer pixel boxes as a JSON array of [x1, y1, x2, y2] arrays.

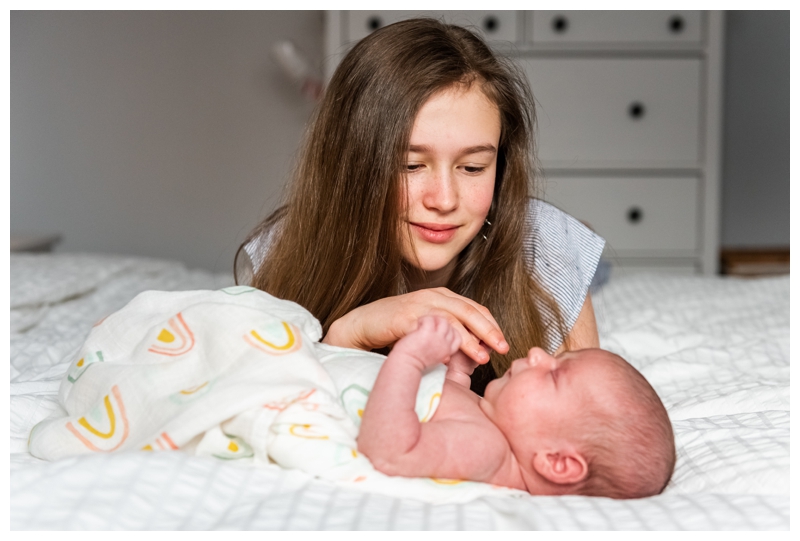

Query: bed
[[10, 253, 789, 530]]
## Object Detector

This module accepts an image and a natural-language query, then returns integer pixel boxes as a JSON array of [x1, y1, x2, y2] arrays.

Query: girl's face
[[400, 84, 501, 282]]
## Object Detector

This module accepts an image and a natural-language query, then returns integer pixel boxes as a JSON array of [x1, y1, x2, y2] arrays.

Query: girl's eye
[[463, 166, 486, 174], [405, 164, 423, 172]]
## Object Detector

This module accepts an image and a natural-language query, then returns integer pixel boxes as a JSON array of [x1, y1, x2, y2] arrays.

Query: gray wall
[[10, 11, 789, 274], [11, 11, 322, 273], [720, 11, 789, 248]]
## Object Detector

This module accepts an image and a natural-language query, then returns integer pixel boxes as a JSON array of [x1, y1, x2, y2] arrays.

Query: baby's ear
[[532, 450, 588, 486]]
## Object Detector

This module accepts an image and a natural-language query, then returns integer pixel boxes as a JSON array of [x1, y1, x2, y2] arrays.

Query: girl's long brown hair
[[237, 18, 568, 394]]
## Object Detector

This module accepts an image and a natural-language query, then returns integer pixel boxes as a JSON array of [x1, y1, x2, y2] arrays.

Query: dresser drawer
[[528, 11, 703, 45], [522, 58, 701, 167], [542, 176, 699, 254], [345, 11, 518, 44]]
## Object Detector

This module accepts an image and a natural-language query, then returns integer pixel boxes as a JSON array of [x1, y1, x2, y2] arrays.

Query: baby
[[358, 316, 675, 499]]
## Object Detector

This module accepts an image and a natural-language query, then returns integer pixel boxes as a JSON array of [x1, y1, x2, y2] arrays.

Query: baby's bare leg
[[388, 316, 462, 371]]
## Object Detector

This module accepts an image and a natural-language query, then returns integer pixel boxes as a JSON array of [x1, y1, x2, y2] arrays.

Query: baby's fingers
[[446, 324, 462, 353]]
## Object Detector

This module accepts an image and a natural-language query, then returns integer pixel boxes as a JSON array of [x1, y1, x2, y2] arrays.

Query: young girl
[[235, 18, 605, 395]]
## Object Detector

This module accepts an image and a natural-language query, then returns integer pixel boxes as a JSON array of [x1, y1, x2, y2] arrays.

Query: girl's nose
[[422, 169, 458, 212]]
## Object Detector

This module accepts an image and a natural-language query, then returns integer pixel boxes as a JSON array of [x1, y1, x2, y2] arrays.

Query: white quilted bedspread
[[9, 254, 789, 530]]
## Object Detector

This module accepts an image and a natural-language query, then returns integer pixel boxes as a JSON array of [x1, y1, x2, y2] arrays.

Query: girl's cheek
[[473, 179, 496, 214], [397, 184, 412, 215]]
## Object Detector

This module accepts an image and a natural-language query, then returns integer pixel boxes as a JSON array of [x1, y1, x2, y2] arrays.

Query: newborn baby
[[358, 316, 675, 499]]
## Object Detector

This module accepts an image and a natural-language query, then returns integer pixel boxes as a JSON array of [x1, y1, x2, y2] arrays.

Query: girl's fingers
[[430, 292, 508, 355], [435, 287, 503, 330], [330, 289, 508, 361], [443, 318, 492, 364]]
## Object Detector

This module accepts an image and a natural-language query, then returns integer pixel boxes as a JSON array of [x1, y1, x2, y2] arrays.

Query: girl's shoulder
[[522, 198, 605, 273], [236, 221, 282, 285], [522, 198, 605, 344]]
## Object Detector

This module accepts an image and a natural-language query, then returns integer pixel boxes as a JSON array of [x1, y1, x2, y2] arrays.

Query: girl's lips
[[411, 223, 458, 244]]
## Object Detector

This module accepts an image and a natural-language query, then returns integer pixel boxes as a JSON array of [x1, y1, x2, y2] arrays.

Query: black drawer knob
[[367, 16, 382, 32], [668, 15, 685, 34], [628, 102, 646, 119], [483, 15, 499, 33], [627, 207, 644, 224], [551, 15, 568, 33]]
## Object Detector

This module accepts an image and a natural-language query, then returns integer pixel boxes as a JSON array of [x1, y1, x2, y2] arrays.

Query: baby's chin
[[482, 371, 508, 403]]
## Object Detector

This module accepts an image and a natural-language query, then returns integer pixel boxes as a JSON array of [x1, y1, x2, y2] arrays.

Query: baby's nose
[[526, 347, 555, 367]]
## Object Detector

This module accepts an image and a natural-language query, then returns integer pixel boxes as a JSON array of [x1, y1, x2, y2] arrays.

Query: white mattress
[[10, 254, 789, 530]]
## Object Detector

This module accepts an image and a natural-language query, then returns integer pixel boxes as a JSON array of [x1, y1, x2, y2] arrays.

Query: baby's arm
[[357, 316, 461, 475]]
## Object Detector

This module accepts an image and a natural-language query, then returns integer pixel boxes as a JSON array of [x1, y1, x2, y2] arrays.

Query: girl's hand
[[322, 287, 509, 364]]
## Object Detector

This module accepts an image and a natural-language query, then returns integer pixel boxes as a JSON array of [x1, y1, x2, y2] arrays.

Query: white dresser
[[325, 11, 724, 274]]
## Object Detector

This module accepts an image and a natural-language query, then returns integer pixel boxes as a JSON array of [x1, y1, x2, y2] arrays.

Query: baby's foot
[[390, 315, 462, 370]]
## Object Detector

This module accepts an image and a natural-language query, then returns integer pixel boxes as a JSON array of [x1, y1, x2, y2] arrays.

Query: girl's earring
[[482, 218, 492, 241]]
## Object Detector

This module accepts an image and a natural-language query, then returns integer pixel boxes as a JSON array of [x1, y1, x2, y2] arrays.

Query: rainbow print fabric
[[27, 288, 510, 503]]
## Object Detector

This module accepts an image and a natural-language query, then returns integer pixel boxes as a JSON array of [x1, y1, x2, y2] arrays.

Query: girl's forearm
[[321, 317, 355, 348], [322, 307, 380, 351], [322, 312, 371, 351]]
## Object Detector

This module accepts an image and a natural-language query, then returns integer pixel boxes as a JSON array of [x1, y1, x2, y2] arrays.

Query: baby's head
[[480, 347, 675, 499]]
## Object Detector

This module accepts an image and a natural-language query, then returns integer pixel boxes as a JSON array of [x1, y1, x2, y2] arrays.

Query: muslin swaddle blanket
[[28, 287, 521, 503]]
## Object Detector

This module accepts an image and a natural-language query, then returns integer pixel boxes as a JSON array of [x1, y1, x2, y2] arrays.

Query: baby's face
[[480, 348, 625, 458]]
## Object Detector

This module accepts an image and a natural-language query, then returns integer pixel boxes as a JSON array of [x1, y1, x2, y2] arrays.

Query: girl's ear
[[532, 450, 588, 486]]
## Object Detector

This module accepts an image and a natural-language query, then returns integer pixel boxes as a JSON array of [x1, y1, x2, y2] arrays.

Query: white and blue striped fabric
[[241, 198, 605, 351], [523, 199, 605, 351]]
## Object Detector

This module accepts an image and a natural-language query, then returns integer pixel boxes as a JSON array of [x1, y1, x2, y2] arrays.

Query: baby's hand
[[445, 346, 488, 388], [390, 315, 462, 370], [447, 349, 482, 376]]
